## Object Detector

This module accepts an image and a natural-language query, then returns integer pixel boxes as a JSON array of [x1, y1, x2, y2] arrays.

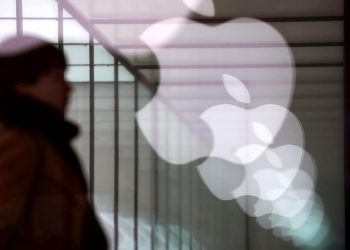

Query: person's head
[[0, 35, 71, 115]]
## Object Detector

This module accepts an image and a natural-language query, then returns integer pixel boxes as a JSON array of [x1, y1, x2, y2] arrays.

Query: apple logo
[[241, 151, 317, 218], [137, 17, 295, 166], [197, 74, 306, 201], [59, 0, 327, 246], [199, 74, 300, 166], [134, 14, 326, 246]]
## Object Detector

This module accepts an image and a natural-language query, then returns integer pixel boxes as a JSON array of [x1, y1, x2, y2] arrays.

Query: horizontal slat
[[139, 66, 343, 83], [122, 46, 343, 66], [94, 21, 343, 47], [68, 0, 343, 19]]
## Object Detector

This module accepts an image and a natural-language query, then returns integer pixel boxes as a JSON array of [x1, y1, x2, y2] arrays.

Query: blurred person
[[0, 35, 107, 250]]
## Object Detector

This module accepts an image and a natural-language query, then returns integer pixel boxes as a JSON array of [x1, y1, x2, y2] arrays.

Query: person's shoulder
[[0, 124, 44, 194], [0, 123, 42, 180], [0, 123, 38, 155]]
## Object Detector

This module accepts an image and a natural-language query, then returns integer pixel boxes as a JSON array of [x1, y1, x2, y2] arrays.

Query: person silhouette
[[0, 35, 107, 250]]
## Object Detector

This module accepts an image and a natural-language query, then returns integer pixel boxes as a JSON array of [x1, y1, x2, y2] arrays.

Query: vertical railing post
[[178, 126, 183, 250], [344, 0, 350, 248], [16, 0, 22, 36], [134, 75, 139, 250], [165, 110, 170, 250], [114, 58, 120, 250], [57, 0, 63, 52], [150, 84, 159, 249], [89, 35, 95, 204]]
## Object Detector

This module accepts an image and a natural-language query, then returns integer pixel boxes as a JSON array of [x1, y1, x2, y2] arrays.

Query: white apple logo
[[135, 16, 324, 245], [137, 17, 295, 165], [200, 74, 298, 165], [234, 146, 316, 216], [197, 74, 306, 201], [59, 0, 326, 246]]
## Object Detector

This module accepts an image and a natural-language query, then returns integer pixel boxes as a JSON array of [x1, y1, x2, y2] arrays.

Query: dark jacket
[[0, 94, 107, 250]]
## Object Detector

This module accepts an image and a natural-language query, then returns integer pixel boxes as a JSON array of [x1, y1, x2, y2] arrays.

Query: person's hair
[[0, 35, 66, 96]]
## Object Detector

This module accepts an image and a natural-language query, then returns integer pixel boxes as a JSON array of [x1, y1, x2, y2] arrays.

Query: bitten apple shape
[[200, 102, 289, 165], [60, 0, 325, 246], [137, 17, 295, 165], [197, 73, 306, 202]]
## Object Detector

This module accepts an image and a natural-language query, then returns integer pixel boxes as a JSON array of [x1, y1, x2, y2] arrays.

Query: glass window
[[22, 0, 58, 18], [95, 66, 114, 82], [94, 44, 114, 64], [64, 45, 90, 65], [63, 20, 89, 43], [63, 9, 72, 18], [66, 66, 90, 82], [1, 1, 344, 250], [0, 0, 16, 17], [119, 65, 135, 82], [93, 83, 115, 227], [0, 20, 16, 42], [67, 83, 90, 179], [118, 81, 136, 250], [23, 20, 58, 43]]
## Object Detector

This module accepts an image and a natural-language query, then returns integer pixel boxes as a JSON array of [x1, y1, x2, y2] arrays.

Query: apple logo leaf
[[182, 0, 215, 17], [222, 74, 251, 104], [252, 122, 274, 144]]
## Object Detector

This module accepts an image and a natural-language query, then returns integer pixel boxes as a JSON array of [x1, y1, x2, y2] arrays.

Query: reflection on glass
[[0, 0, 344, 249], [99, 214, 200, 250]]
